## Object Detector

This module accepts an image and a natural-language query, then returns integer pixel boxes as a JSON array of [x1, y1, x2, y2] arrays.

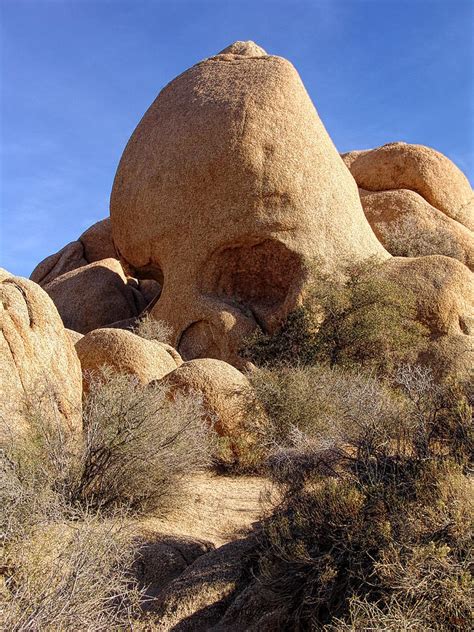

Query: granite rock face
[[30, 220, 161, 334], [359, 188, 474, 270], [110, 40, 388, 365], [43, 258, 149, 334], [0, 269, 82, 438], [75, 327, 182, 386]]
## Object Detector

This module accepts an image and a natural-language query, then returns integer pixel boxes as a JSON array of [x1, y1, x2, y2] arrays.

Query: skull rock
[[110, 41, 388, 365]]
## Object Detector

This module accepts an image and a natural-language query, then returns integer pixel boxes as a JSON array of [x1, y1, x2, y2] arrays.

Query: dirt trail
[[138, 473, 269, 546]]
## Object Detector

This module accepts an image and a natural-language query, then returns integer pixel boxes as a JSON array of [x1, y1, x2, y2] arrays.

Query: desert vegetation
[[133, 313, 173, 344], [243, 257, 430, 375], [0, 371, 214, 629], [242, 363, 473, 630], [2, 31, 472, 628], [2, 252, 472, 630], [234, 258, 473, 630]]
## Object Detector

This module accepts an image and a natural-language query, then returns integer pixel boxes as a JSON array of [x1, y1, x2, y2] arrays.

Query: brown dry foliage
[[245, 364, 473, 630]]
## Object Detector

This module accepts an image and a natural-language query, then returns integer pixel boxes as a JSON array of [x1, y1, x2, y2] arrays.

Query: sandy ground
[[136, 472, 269, 546]]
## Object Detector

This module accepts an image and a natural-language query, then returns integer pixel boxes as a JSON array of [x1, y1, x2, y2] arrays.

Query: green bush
[[243, 258, 429, 375]]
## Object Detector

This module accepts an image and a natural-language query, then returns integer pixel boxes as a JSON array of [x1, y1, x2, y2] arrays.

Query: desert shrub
[[382, 213, 465, 261], [1, 514, 142, 632], [395, 364, 473, 465], [1, 371, 214, 521], [76, 369, 214, 514], [247, 364, 402, 453], [0, 372, 215, 629], [244, 365, 473, 630], [0, 383, 81, 544], [132, 313, 172, 343], [243, 258, 429, 375], [0, 385, 143, 630]]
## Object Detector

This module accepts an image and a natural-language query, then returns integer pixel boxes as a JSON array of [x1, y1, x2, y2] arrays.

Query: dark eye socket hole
[[201, 240, 304, 333], [131, 263, 164, 287], [116, 258, 164, 310]]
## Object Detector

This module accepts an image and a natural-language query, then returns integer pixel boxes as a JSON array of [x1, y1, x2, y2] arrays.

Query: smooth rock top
[[44, 258, 148, 334], [342, 142, 474, 231], [217, 40, 267, 57], [76, 327, 182, 386]]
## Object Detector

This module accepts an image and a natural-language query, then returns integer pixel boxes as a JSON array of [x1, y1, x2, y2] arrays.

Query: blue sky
[[1, 0, 473, 277]]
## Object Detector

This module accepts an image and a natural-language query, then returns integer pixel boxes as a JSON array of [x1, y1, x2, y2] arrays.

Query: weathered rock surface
[[147, 536, 256, 631], [30, 219, 161, 332], [66, 328, 84, 345], [79, 217, 117, 262], [0, 270, 82, 437], [111, 40, 387, 366], [379, 256, 474, 379], [30, 218, 116, 286], [43, 258, 148, 334], [75, 327, 181, 385], [359, 188, 474, 270], [342, 142, 474, 231], [159, 358, 261, 451], [134, 534, 215, 607], [380, 256, 473, 337]]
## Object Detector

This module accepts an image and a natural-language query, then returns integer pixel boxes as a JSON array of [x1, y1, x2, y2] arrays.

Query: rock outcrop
[[30, 219, 161, 333], [0, 270, 82, 437], [147, 536, 256, 630], [342, 142, 474, 231], [359, 189, 474, 270], [379, 255, 474, 379], [110, 40, 388, 365], [380, 256, 473, 338], [75, 327, 181, 385], [30, 218, 116, 286]]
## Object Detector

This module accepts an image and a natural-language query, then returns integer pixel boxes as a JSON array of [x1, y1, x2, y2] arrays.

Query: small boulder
[[43, 258, 148, 334], [159, 359, 264, 459], [134, 534, 215, 607], [75, 327, 181, 385], [30, 218, 116, 286], [0, 271, 82, 437], [147, 537, 256, 630], [30, 241, 87, 287], [379, 255, 474, 337], [79, 217, 117, 262]]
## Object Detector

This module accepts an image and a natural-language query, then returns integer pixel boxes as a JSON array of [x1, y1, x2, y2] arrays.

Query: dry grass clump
[[243, 257, 429, 375], [382, 213, 466, 262], [1, 371, 215, 629], [132, 313, 173, 343], [246, 364, 473, 630]]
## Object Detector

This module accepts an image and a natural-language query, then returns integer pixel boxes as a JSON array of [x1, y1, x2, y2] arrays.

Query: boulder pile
[[2, 39, 473, 454]]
